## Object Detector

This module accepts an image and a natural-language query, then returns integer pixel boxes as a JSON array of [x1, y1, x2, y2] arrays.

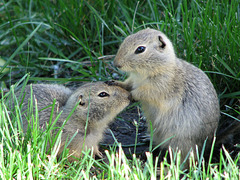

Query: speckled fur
[[15, 82, 130, 161], [113, 28, 220, 164]]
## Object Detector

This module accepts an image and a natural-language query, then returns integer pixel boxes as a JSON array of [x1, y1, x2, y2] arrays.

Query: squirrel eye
[[98, 92, 110, 97], [135, 46, 146, 54]]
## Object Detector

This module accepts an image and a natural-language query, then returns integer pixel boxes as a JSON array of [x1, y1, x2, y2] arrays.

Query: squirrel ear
[[158, 35, 166, 49], [78, 95, 86, 106]]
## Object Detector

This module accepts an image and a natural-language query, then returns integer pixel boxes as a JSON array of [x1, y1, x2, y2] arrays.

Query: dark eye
[[135, 46, 146, 54], [98, 92, 109, 97]]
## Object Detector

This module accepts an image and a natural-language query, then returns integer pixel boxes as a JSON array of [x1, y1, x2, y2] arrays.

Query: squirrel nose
[[114, 61, 122, 69]]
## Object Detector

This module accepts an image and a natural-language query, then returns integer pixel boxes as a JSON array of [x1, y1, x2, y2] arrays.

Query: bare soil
[[101, 104, 149, 157]]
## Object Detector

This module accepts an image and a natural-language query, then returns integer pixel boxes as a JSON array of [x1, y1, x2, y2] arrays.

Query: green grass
[[1, 91, 240, 179], [0, 0, 240, 179]]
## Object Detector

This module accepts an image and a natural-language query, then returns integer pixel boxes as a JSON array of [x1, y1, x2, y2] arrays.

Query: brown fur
[[113, 28, 220, 166], [14, 82, 130, 161]]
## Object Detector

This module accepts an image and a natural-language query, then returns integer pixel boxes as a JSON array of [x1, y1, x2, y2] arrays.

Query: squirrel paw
[[104, 80, 117, 86], [96, 150, 103, 158]]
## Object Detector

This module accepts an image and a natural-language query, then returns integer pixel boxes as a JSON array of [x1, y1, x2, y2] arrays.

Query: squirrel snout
[[113, 61, 122, 69]]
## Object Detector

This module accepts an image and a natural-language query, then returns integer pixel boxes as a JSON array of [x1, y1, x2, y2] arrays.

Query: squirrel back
[[14, 84, 72, 131]]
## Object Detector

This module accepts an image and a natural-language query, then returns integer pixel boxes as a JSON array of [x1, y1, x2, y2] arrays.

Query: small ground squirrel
[[112, 28, 220, 165], [14, 82, 130, 161]]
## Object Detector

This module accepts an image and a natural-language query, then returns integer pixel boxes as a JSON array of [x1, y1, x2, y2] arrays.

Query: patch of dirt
[[101, 104, 149, 157]]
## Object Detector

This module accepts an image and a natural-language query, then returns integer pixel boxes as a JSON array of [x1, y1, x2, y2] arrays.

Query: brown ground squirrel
[[14, 82, 130, 161], [111, 28, 220, 165]]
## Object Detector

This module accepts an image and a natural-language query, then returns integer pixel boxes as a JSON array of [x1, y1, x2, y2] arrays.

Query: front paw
[[104, 80, 117, 86], [105, 80, 132, 91], [96, 150, 103, 158]]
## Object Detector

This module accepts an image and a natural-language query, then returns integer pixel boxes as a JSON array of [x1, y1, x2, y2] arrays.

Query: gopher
[[111, 28, 220, 165], [14, 82, 130, 161]]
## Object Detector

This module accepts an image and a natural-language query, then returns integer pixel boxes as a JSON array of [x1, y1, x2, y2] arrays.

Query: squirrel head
[[114, 28, 177, 76], [63, 82, 130, 126]]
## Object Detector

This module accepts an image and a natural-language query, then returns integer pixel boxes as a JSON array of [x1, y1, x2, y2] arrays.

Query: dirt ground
[[101, 104, 150, 157]]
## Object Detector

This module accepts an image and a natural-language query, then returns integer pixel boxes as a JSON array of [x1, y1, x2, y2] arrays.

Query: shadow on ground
[[101, 104, 149, 157]]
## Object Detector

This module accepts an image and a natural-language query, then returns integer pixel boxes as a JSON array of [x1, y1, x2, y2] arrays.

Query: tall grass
[[1, 0, 239, 94], [1, 94, 240, 179], [0, 0, 240, 178]]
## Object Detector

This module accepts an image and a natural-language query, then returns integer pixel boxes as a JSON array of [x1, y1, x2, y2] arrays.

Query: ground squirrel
[[111, 28, 220, 164], [14, 82, 130, 161]]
